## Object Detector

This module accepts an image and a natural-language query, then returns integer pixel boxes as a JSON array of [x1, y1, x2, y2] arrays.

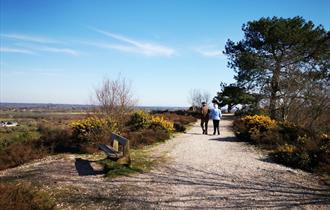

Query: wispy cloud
[[1, 33, 60, 44], [195, 45, 224, 57], [1, 33, 79, 56], [3, 67, 67, 77], [0, 47, 35, 55], [89, 27, 175, 56], [197, 49, 223, 57], [30, 46, 79, 56]]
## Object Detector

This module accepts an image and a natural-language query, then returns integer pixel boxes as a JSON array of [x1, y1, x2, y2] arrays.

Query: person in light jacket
[[210, 104, 222, 135]]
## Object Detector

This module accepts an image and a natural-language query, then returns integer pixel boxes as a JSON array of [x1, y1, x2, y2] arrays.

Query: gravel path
[[1, 114, 329, 209]]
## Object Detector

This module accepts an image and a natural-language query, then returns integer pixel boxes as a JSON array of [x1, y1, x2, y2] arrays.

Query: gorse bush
[[320, 133, 330, 154], [233, 115, 277, 143], [71, 116, 118, 143], [149, 116, 174, 133], [150, 112, 196, 132], [127, 111, 174, 133], [234, 114, 330, 173], [127, 111, 151, 131]]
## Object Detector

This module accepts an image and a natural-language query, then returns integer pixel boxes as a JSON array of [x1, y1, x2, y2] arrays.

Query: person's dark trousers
[[201, 119, 209, 134], [213, 120, 220, 135]]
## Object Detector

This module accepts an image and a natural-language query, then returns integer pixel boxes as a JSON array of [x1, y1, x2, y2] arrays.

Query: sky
[[0, 0, 329, 106]]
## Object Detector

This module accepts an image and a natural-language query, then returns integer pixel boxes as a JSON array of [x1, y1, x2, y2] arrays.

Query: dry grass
[[0, 182, 56, 210]]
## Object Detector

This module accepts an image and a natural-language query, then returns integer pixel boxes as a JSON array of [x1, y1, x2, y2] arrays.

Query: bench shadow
[[187, 132, 204, 136], [74, 158, 105, 176], [209, 136, 244, 142]]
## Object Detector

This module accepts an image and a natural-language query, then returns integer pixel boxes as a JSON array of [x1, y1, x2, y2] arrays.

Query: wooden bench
[[97, 133, 130, 160]]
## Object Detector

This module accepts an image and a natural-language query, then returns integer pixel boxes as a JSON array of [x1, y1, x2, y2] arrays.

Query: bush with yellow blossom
[[127, 111, 174, 133], [149, 116, 175, 133], [70, 116, 118, 143], [233, 115, 277, 143]]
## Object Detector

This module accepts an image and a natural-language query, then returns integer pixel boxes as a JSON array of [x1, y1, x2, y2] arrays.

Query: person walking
[[210, 103, 222, 135], [200, 102, 209, 134]]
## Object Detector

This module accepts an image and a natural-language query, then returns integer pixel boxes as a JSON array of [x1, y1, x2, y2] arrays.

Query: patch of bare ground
[[1, 114, 329, 209]]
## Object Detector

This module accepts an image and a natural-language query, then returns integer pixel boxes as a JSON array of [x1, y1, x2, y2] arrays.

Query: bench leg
[[116, 153, 131, 166]]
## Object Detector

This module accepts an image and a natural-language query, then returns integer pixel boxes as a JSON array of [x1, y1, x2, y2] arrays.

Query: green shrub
[[37, 125, 79, 153], [0, 182, 56, 210], [270, 144, 316, 171], [127, 111, 151, 131], [319, 133, 330, 172], [125, 127, 170, 148], [174, 122, 186, 132], [99, 159, 142, 178], [0, 125, 40, 151], [320, 133, 330, 154]]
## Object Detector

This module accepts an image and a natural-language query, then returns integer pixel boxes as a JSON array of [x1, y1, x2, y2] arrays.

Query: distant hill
[[0, 103, 187, 112]]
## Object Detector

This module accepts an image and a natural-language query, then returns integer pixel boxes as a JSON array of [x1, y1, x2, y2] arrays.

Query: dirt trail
[[1, 114, 329, 209]]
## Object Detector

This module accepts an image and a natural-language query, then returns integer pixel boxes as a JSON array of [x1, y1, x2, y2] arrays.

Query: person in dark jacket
[[200, 102, 209, 134]]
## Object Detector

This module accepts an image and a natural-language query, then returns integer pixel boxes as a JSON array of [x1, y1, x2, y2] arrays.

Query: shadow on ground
[[1, 159, 329, 209], [75, 158, 105, 176], [57, 164, 330, 209], [209, 136, 242, 142]]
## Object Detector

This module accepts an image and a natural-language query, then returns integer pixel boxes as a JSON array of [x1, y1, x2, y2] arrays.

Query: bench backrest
[[111, 133, 129, 156]]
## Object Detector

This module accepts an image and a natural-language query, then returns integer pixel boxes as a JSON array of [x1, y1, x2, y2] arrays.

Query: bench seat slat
[[97, 144, 123, 158]]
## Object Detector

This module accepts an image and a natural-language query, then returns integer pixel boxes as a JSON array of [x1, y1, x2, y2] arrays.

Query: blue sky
[[1, 0, 329, 106]]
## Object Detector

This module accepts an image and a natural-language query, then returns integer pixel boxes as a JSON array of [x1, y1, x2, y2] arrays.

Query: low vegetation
[[0, 182, 56, 210], [0, 108, 197, 171], [233, 115, 330, 173], [98, 148, 159, 178]]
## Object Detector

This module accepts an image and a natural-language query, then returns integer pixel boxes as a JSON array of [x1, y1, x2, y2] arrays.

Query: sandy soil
[[1, 114, 329, 209]]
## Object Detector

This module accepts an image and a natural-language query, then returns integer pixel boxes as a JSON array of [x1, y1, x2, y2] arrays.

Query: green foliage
[[215, 83, 257, 112], [127, 110, 151, 131], [99, 159, 141, 178], [0, 124, 40, 151], [225, 16, 330, 119], [174, 122, 186, 132], [320, 134, 330, 154], [37, 124, 81, 154], [0, 182, 56, 210], [126, 127, 170, 148], [99, 149, 157, 178]]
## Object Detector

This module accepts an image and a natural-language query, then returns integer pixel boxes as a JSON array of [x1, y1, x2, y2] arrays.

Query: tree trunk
[[270, 63, 281, 119], [228, 104, 233, 113]]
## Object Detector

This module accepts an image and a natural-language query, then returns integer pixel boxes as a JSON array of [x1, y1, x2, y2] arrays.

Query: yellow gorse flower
[[241, 115, 277, 130], [128, 110, 175, 133], [150, 116, 175, 132], [276, 144, 296, 153], [70, 116, 118, 140]]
